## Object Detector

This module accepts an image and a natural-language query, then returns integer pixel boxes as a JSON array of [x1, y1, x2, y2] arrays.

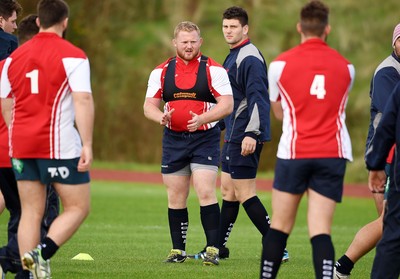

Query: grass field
[[0, 180, 377, 278]]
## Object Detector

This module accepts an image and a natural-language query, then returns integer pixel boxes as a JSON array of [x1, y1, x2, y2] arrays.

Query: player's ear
[[325, 24, 331, 36], [296, 22, 302, 34], [36, 17, 40, 28], [243, 24, 249, 36], [62, 17, 69, 30]]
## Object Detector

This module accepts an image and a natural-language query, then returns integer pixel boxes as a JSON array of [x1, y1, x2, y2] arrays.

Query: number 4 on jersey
[[310, 74, 326, 99], [26, 69, 39, 94]]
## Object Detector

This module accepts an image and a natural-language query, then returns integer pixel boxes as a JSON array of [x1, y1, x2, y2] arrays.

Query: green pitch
[[0, 181, 376, 278]]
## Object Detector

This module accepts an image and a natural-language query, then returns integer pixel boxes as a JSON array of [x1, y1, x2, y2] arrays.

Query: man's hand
[[160, 108, 175, 126], [78, 145, 93, 172], [368, 170, 386, 194], [241, 136, 256, 156], [187, 111, 205, 132]]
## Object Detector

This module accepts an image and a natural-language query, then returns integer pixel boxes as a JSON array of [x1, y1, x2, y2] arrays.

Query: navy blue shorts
[[273, 158, 347, 202], [161, 127, 221, 174], [221, 141, 264, 179], [11, 158, 90, 185]]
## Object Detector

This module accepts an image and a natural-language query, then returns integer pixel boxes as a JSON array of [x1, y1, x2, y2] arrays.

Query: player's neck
[[39, 26, 63, 38]]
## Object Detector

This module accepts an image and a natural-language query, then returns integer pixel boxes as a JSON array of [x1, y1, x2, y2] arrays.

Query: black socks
[[218, 200, 240, 247], [168, 208, 188, 251]]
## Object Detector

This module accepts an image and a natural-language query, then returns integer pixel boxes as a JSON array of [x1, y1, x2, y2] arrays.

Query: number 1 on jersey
[[310, 74, 326, 99], [26, 69, 39, 94]]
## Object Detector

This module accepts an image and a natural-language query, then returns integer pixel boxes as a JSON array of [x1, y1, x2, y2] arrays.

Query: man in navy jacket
[[366, 81, 400, 279]]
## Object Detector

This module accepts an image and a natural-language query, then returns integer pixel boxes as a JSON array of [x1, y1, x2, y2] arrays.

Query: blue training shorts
[[161, 127, 221, 174], [221, 141, 264, 179], [11, 158, 90, 185], [273, 158, 347, 202]]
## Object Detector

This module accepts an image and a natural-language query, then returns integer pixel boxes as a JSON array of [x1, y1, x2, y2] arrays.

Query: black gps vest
[[163, 55, 217, 104]]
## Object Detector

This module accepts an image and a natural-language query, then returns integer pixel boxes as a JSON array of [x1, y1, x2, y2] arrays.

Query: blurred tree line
[[17, 0, 399, 182]]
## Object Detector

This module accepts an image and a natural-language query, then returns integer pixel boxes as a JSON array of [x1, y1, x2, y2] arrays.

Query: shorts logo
[[48, 167, 70, 179], [12, 158, 24, 174]]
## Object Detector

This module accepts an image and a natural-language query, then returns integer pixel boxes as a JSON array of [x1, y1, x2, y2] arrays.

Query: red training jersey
[[269, 38, 355, 160], [0, 32, 92, 159], [145, 54, 232, 132]]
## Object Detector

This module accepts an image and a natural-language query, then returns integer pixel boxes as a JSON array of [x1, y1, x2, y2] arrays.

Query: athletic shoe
[[163, 249, 187, 263], [0, 263, 5, 279], [21, 248, 51, 279], [188, 246, 229, 260], [202, 246, 219, 266], [187, 249, 206, 260], [282, 248, 289, 263], [334, 266, 350, 279]]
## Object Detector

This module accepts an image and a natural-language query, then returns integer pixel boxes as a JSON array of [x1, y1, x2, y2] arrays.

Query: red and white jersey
[[0, 32, 92, 159], [0, 60, 10, 167], [269, 38, 355, 160], [146, 54, 232, 132]]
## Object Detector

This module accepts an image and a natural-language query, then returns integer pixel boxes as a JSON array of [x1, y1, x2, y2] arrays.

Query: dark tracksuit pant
[[0, 168, 59, 276], [371, 183, 400, 279]]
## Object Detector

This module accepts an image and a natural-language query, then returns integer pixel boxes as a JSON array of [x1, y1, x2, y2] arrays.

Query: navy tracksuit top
[[222, 39, 271, 144]]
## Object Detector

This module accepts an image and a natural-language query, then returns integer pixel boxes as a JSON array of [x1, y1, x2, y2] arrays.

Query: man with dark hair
[[0, 0, 21, 215], [217, 5, 273, 260], [0, 11, 61, 279], [0, 0, 21, 59], [260, 1, 355, 278], [1, 0, 94, 278], [17, 14, 38, 44], [189, 5, 276, 261]]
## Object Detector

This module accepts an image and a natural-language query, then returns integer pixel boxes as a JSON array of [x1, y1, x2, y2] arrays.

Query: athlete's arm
[[271, 101, 283, 121], [187, 95, 233, 132], [73, 91, 94, 172], [1, 98, 13, 127], [0, 59, 12, 126], [144, 97, 175, 126], [268, 61, 285, 121]]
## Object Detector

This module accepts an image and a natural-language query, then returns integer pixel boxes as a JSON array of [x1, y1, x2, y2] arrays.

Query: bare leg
[[192, 169, 218, 206], [307, 189, 336, 279], [17, 181, 46, 256], [372, 192, 385, 216], [163, 174, 190, 208], [232, 177, 257, 203], [220, 171, 237, 202], [335, 196, 385, 276], [47, 182, 90, 246], [345, 215, 383, 263], [344, 200, 385, 263], [307, 189, 336, 237]]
